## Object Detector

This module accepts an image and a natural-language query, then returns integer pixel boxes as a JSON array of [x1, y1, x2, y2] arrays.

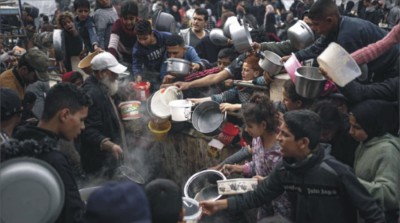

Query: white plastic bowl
[[217, 178, 258, 195], [317, 42, 361, 87]]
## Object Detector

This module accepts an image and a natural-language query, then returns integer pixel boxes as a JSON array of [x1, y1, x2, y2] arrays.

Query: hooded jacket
[[227, 144, 385, 223], [10, 126, 84, 223]]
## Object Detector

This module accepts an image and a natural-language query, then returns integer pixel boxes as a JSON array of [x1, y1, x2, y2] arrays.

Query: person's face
[[62, 18, 75, 33], [320, 128, 336, 143], [217, 57, 231, 69], [167, 45, 185, 58], [122, 15, 138, 30], [276, 122, 304, 158], [97, 0, 111, 8], [60, 107, 88, 141], [191, 13, 206, 32], [310, 17, 335, 36], [73, 78, 84, 88], [282, 89, 299, 111], [21, 66, 38, 84], [348, 114, 368, 142], [137, 34, 153, 47], [245, 121, 266, 138], [76, 7, 90, 21], [99, 69, 119, 95], [241, 62, 259, 81]]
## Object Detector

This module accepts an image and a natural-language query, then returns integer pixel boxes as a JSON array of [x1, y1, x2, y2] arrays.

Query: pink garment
[[351, 24, 400, 65]]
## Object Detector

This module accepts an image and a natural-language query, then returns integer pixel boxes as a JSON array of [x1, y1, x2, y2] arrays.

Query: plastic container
[[217, 178, 258, 195], [132, 81, 151, 101], [169, 100, 193, 122], [148, 120, 171, 141], [159, 86, 183, 106], [150, 90, 171, 119], [119, 101, 141, 120], [218, 122, 239, 145], [182, 197, 202, 223], [283, 53, 302, 83], [317, 42, 361, 87]]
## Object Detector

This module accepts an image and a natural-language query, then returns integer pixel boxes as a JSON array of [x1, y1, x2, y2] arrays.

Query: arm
[[294, 35, 330, 62], [86, 18, 100, 50], [220, 146, 252, 165], [260, 40, 298, 57], [108, 33, 120, 59], [177, 69, 231, 90]]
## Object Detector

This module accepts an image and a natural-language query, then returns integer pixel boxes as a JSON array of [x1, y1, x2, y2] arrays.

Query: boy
[[201, 110, 386, 223], [74, 0, 101, 52]]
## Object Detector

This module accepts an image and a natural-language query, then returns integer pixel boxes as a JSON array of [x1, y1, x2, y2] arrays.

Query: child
[[274, 80, 314, 114], [57, 11, 84, 72], [93, 0, 118, 50], [200, 109, 386, 223], [108, 0, 139, 64], [73, 0, 101, 52], [222, 93, 291, 220]]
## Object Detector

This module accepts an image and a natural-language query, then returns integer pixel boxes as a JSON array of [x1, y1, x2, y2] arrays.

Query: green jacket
[[354, 133, 400, 212]]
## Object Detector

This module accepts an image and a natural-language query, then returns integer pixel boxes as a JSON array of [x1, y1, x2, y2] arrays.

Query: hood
[[0, 138, 59, 162], [362, 133, 400, 153]]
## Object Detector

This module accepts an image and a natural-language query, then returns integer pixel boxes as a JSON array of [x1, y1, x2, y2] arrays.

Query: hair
[[18, 53, 34, 71], [308, 0, 340, 20], [283, 110, 321, 150], [69, 71, 84, 84], [56, 12, 74, 29], [242, 93, 278, 132], [217, 48, 236, 62], [194, 8, 208, 21], [121, 0, 138, 17], [145, 179, 182, 223], [41, 83, 92, 121], [165, 34, 185, 47], [43, 15, 49, 22], [135, 19, 152, 35], [311, 100, 343, 132], [73, 0, 90, 11], [244, 54, 264, 74], [222, 2, 233, 11], [283, 80, 314, 108]]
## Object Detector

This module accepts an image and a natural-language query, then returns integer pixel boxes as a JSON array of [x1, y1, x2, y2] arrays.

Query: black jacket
[[80, 75, 122, 175], [11, 126, 84, 223], [227, 144, 386, 223]]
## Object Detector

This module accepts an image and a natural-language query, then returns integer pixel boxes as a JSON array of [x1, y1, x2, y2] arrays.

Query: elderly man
[[0, 48, 49, 99], [80, 52, 127, 178], [180, 8, 209, 48]]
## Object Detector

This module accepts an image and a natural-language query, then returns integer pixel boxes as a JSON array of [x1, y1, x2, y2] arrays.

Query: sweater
[[93, 7, 118, 49], [108, 18, 137, 62]]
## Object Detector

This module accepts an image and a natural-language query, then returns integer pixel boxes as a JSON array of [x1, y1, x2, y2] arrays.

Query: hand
[[173, 81, 190, 90], [318, 67, 332, 82], [224, 79, 234, 87], [188, 98, 207, 105], [94, 45, 103, 52], [200, 201, 222, 216], [111, 144, 123, 160], [252, 175, 266, 182], [192, 63, 201, 71], [221, 164, 243, 176], [162, 74, 176, 84], [251, 42, 261, 52], [281, 55, 290, 63], [263, 71, 273, 84], [208, 164, 223, 171], [219, 103, 240, 112]]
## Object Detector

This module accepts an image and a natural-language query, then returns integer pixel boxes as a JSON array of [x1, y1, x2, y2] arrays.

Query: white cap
[[91, 52, 127, 74]]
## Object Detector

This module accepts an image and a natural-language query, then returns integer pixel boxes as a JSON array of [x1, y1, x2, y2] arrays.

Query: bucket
[[284, 53, 301, 83], [317, 42, 361, 87], [133, 81, 151, 101], [148, 120, 171, 141], [119, 101, 141, 120], [169, 100, 193, 122], [160, 86, 183, 106], [218, 122, 239, 145]]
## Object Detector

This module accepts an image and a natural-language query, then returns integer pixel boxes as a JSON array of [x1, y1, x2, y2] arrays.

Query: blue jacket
[[75, 16, 98, 52], [131, 30, 171, 77], [294, 16, 399, 81], [159, 45, 202, 79]]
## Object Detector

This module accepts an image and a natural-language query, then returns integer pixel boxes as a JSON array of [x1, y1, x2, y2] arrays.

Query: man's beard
[[100, 75, 119, 96]]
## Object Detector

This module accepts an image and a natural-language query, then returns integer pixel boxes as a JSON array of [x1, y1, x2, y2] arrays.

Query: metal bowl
[[165, 58, 192, 78], [0, 157, 65, 223], [192, 101, 225, 136], [287, 20, 314, 50], [294, 66, 327, 99], [53, 29, 64, 61], [258, 50, 283, 76], [209, 28, 229, 46], [184, 170, 226, 202]]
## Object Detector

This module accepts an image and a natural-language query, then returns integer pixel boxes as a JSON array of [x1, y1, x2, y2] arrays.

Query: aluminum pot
[[287, 20, 315, 50], [153, 11, 176, 33], [258, 51, 283, 76], [184, 170, 226, 201], [53, 29, 64, 61], [294, 66, 327, 99], [209, 28, 229, 46], [230, 22, 253, 53], [165, 58, 192, 78], [223, 16, 239, 38], [191, 101, 225, 136]]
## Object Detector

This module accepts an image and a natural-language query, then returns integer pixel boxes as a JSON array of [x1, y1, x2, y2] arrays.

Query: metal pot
[[258, 51, 283, 76], [191, 101, 225, 136], [152, 11, 176, 33], [0, 157, 65, 223], [230, 22, 253, 53], [184, 170, 226, 201], [294, 66, 327, 99], [53, 29, 64, 61], [287, 20, 315, 50], [223, 16, 239, 38], [165, 58, 192, 78], [209, 28, 229, 46]]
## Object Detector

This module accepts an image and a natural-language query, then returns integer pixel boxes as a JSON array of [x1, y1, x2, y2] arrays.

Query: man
[[0, 88, 22, 142], [11, 83, 91, 223], [293, 0, 399, 82], [80, 52, 127, 178], [0, 48, 49, 99], [180, 8, 209, 48], [200, 110, 386, 223]]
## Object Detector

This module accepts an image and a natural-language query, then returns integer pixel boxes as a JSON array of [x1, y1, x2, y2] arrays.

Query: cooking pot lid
[[0, 157, 65, 223]]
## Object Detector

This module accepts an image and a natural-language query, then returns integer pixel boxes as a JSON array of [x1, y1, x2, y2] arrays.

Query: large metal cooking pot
[[192, 101, 225, 136], [152, 11, 177, 33], [223, 16, 239, 38], [230, 22, 253, 53], [209, 28, 229, 46], [165, 58, 192, 78], [258, 51, 283, 76], [0, 157, 65, 223], [53, 29, 64, 61], [287, 20, 315, 50], [184, 170, 226, 202], [295, 66, 327, 99]]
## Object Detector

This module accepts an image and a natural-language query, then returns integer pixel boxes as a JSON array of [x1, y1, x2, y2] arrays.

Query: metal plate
[[0, 157, 65, 223]]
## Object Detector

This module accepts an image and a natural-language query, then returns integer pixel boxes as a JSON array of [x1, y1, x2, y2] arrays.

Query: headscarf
[[350, 100, 399, 140]]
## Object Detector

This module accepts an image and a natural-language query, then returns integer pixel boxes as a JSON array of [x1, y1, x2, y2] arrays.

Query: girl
[[222, 93, 291, 220]]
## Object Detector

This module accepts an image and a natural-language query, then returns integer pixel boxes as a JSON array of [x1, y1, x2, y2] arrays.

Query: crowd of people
[[0, 0, 400, 222]]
